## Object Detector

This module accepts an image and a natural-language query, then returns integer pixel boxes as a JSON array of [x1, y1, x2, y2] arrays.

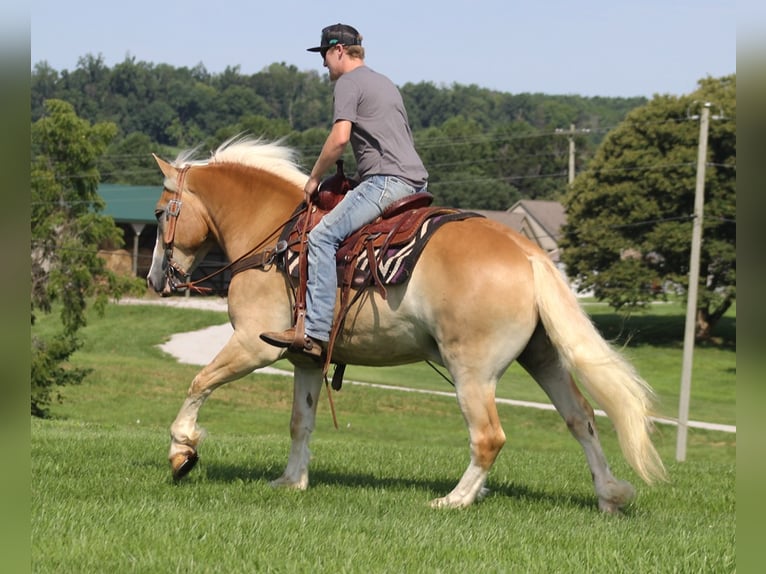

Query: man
[[260, 23, 428, 359]]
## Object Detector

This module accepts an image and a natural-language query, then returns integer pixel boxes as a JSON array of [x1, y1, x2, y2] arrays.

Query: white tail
[[529, 254, 666, 484]]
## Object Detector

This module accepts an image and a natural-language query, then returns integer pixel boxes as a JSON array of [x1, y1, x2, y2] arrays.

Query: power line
[[30, 156, 729, 203], [32, 115, 735, 184]]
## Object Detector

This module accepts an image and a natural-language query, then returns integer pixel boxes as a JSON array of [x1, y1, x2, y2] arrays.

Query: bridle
[[160, 166, 203, 293], [159, 165, 303, 294]]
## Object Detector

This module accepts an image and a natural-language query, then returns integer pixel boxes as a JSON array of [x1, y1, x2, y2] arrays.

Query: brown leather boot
[[260, 328, 324, 360]]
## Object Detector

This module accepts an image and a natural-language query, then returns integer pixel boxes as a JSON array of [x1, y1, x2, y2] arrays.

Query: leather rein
[[160, 166, 303, 294]]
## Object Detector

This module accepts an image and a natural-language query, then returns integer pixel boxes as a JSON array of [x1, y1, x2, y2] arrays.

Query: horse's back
[[326, 216, 541, 366]]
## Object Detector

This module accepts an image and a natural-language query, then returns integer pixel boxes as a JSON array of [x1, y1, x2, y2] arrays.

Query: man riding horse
[[260, 23, 429, 359]]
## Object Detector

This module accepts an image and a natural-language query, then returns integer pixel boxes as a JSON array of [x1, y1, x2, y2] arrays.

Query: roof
[[510, 200, 567, 239], [98, 183, 161, 224], [470, 210, 526, 231]]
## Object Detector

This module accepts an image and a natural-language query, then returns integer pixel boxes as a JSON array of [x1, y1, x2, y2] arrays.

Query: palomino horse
[[147, 138, 665, 511]]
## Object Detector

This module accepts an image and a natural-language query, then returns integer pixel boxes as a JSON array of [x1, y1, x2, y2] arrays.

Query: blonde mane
[[171, 136, 308, 188]]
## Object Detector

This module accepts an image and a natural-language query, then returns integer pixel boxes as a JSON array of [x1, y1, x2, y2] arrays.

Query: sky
[[27, 0, 749, 99]]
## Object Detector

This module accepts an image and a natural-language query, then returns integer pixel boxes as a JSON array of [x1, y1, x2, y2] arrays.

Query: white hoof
[[429, 495, 471, 509], [597, 479, 635, 513], [269, 475, 308, 490]]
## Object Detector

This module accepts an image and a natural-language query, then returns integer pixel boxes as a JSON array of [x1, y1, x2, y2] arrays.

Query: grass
[[31, 299, 736, 573]]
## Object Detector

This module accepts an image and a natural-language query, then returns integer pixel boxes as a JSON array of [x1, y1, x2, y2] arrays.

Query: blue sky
[[29, 0, 745, 98]]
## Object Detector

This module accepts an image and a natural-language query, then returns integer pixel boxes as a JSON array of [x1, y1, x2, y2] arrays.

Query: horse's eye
[[155, 209, 164, 221]]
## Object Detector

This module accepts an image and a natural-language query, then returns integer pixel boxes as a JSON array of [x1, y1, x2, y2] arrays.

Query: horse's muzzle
[[147, 274, 173, 296]]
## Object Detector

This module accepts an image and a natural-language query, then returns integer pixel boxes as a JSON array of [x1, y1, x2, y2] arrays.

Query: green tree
[[492, 121, 576, 200], [30, 61, 60, 119], [100, 131, 170, 185], [417, 117, 519, 209], [59, 54, 111, 122], [250, 63, 315, 127], [31, 99, 142, 416], [30, 58, 648, 192], [401, 81, 454, 129], [560, 76, 736, 340]]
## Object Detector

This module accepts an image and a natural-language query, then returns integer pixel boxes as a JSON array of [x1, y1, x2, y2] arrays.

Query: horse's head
[[147, 155, 216, 295], [147, 137, 309, 294]]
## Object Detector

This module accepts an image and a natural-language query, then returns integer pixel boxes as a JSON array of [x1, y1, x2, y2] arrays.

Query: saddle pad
[[283, 211, 481, 288]]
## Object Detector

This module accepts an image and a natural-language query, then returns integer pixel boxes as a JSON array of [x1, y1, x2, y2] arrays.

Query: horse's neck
[[193, 165, 302, 260]]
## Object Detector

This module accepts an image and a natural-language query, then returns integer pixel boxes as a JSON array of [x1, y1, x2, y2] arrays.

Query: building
[[473, 199, 567, 262], [99, 184, 158, 277]]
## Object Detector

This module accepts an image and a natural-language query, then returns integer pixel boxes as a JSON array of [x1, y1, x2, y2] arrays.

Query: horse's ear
[[153, 153, 177, 180]]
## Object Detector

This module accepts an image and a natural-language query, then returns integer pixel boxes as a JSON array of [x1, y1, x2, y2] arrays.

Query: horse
[[147, 137, 665, 511]]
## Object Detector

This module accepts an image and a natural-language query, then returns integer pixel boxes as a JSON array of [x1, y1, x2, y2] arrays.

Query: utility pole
[[568, 124, 576, 184], [676, 102, 711, 462], [130, 223, 145, 276], [556, 124, 589, 184]]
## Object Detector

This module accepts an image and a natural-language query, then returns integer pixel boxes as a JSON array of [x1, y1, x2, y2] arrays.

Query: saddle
[[289, 163, 446, 298]]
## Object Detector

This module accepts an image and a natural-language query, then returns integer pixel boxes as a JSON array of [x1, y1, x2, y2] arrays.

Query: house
[[472, 199, 567, 262], [98, 184, 158, 276]]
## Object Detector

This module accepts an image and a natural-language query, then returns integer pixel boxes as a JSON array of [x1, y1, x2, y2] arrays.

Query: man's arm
[[304, 119, 352, 201]]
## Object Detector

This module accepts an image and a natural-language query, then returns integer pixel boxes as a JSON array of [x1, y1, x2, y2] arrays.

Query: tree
[[31, 99, 142, 416], [492, 121, 577, 201], [401, 81, 453, 129], [30, 58, 649, 196], [100, 131, 170, 185], [30, 61, 60, 119], [417, 117, 519, 209], [60, 54, 111, 121], [560, 76, 736, 340]]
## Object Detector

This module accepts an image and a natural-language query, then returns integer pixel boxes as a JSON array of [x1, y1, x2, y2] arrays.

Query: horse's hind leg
[[270, 364, 323, 490], [430, 365, 507, 509], [518, 324, 635, 513]]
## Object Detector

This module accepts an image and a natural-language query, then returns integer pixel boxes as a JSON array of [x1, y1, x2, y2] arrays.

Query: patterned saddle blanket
[[277, 206, 480, 293]]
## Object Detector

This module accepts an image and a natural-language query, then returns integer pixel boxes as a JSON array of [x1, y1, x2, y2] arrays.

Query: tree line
[[31, 55, 647, 209]]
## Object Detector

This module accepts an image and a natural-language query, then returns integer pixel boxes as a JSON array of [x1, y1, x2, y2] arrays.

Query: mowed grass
[[31, 300, 736, 573]]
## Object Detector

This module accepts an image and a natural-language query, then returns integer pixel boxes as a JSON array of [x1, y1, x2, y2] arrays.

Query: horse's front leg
[[270, 364, 324, 489], [169, 331, 281, 480]]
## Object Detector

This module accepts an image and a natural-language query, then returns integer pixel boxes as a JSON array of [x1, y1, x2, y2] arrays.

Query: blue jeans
[[305, 175, 426, 341]]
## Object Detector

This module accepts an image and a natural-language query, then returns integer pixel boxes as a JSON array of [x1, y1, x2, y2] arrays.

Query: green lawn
[[31, 300, 736, 572]]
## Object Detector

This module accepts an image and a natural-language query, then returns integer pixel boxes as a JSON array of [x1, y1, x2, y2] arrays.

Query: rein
[[161, 166, 305, 295]]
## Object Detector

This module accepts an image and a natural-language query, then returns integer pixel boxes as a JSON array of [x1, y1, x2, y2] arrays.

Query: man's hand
[[305, 120, 351, 204], [304, 176, 320, 204]]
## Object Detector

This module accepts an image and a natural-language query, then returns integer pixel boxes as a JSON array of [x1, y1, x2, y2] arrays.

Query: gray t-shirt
[[333, 66, 428, 187]]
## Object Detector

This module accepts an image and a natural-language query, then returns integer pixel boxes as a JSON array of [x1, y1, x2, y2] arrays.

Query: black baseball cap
[[307, 24, 362, 52]]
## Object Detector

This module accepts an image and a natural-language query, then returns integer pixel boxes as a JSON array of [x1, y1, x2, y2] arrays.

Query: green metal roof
[[98, 184, 161, 224]]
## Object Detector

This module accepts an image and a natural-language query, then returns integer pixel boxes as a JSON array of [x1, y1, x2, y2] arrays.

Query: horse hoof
[[170, 452, 199, 481], [269, 475, 309, 490], [429, 496, 466, 509]]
